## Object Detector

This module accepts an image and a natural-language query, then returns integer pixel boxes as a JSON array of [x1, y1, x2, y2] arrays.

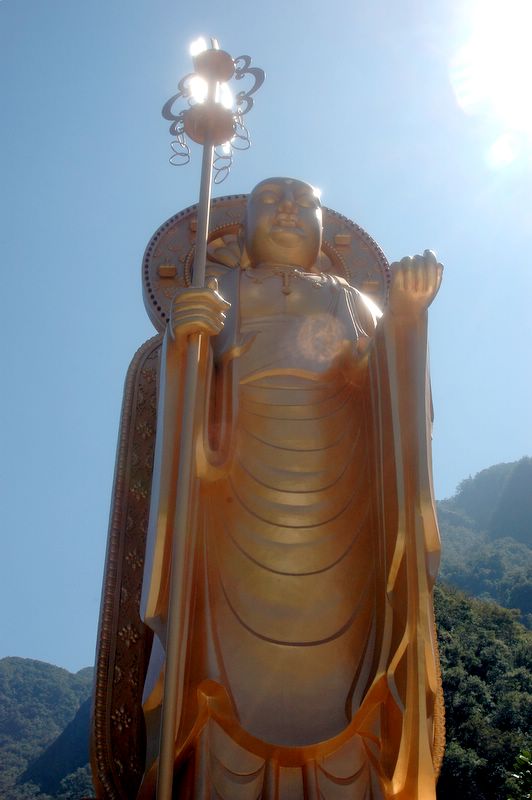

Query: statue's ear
[[237, 224, 251, 268]]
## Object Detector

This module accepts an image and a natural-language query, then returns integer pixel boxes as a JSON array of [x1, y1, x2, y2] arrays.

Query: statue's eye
[[259, 191, 279, 204], [297, 194, 317, 208]]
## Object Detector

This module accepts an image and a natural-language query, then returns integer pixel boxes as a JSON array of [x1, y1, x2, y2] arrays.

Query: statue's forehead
[[250, 177, 316, 196]]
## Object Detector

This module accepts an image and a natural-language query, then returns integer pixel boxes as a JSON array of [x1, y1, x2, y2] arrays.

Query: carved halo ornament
[[142, 194, 391, 332]]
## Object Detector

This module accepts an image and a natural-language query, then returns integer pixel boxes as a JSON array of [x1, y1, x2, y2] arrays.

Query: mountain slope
[[0, 658, 93, 800], [21, 695, 92, 795], [438, 458, 532, 626], [435, 584, 532, 799], [2, 459, 531, 798], [443, 456, 532, 547]]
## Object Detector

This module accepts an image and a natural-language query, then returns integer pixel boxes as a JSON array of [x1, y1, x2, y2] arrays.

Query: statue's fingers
[[173, 296, 229, 318], [424, 262, 443, 298], [216, 295, 231, 312], [423, 260, 438, 294], [189, 308, 225, 327], [205, 279, 230, 309], [183, 311, 224, 335], [436, 262, 444, 292], [395, 257, 408, 292], [404, 260, 416, 294], [414, 254, 428, 292], [422, 253, 440, 294], [199, 320, 224, 335]]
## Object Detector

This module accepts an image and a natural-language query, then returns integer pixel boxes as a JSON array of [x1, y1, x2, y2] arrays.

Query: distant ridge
[[439, 457, 532, 626], [444, 456, 532, 546]]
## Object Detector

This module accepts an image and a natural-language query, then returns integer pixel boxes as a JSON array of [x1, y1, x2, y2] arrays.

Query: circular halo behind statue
[[142, 194, 390, 332]]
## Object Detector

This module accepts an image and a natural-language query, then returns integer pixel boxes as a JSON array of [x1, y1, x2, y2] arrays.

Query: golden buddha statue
[[132, 177, 444, 799]]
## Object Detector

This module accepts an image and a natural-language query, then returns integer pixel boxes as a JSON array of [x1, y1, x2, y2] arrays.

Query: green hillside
[[439, 458, 532, 626], [1, 459, 530, 799], [443, 457, 532, 547], [2, 588, 530, 800], [435, 584, 532, 799], [0, 658, 93, 799]]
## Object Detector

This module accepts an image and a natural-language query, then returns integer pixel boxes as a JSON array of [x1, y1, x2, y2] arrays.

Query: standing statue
[[137, 177, 444, 799], [91, 176, 444, 800]]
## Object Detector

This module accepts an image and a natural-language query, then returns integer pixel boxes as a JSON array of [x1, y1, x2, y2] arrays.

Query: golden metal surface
[[141, 191, 389, 332], [134, 177, 444, 799]]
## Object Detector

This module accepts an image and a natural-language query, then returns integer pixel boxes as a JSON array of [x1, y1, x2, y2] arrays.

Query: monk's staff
[[156, 138, 214, 800], [156, 40, 264, 800]]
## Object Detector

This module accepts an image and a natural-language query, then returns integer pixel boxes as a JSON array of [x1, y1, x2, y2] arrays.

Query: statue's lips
[[270, 222, 305, 237]]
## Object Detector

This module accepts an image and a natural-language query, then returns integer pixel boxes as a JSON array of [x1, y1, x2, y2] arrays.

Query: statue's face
[[245, 178, 322, 270]]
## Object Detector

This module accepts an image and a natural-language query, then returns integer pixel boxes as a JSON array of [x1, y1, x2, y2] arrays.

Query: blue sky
[[1, 0, 531, 672]]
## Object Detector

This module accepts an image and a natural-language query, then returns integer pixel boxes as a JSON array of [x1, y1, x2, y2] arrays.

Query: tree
[[435, 584, 532, 799], [507, 749, 532, 800]]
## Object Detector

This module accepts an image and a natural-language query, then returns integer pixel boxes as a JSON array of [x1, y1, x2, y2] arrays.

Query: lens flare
[[216, 82, 234, 110], [189, 37, 207, 57], [487, 133, 518, 168], [450, 0, 532, 167], [189, 75, 208, 104]]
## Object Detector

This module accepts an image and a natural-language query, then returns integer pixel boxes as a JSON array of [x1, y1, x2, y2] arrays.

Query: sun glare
[[216, 82, 234, 110], [189, 75, 208, 104], [189, 37, 207, 58], [451, 0, 532, 167]]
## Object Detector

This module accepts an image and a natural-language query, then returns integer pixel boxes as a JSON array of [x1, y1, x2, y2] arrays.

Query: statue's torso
[[230, 265, 363, 378], [204, 267, 377, 746]]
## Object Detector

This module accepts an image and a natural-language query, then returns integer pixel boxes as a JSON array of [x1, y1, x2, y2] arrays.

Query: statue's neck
[[248, 261, 319, 274]]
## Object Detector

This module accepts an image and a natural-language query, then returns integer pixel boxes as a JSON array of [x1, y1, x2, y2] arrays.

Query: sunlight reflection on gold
[[296, 314, 346, 363]]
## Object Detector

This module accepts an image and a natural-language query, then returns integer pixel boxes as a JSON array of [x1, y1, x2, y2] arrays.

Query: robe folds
[[138, 264, 444, 799]]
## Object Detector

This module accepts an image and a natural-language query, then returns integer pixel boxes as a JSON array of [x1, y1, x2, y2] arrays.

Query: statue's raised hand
[[389, 250, 443, 316], [170, 278, 231, 340]]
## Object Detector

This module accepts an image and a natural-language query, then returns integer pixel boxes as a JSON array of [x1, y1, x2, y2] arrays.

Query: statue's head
[[244, 177, 322, 270]]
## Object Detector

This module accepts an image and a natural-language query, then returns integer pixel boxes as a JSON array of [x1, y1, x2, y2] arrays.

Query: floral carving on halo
[[111, 706, 132, 733], [118, 624, 140, 648]]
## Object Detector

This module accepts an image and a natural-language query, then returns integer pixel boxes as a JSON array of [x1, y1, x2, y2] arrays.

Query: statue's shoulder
[[324, 274, 383, 332], [323, 273, 361, 296]]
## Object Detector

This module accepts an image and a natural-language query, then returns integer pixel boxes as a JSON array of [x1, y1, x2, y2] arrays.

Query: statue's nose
[[279, 191, 296, 211]]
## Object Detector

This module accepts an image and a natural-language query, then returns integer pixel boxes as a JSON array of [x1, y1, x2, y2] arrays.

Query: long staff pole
[[156, 90, 215, 800]]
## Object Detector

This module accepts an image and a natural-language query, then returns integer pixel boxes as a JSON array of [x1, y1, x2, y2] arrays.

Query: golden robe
[[139, 264, 444, 799]]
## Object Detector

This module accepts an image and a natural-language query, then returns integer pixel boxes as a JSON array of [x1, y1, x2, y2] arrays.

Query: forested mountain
[[435, 585, 531, 799], [0, 658, 94, 798], [1, 459, 530, 799], [439, 457, 532, 626], [442, 457, 532, 546]]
